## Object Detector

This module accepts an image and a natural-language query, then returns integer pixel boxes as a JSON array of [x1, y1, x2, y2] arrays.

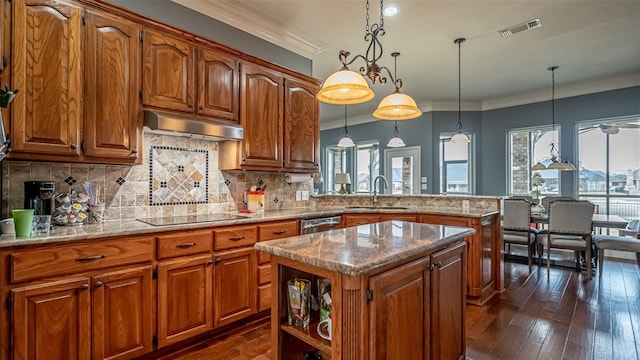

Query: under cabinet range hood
[[143, 110, 243, 140]]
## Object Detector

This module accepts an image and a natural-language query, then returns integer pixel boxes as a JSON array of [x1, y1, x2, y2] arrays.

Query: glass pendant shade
[[373, 92, 422, 120], [531, 162, 546, 171], [316, 70, 375, 105], [450, 132, 470, 144], [386, 136, 406, 148], [337, 136, 355, 147], [561, 160, 576, 171], [547, 161, 564, 170]]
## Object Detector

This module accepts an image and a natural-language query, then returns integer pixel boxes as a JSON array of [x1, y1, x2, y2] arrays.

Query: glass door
[[384, 146, 421, 194]]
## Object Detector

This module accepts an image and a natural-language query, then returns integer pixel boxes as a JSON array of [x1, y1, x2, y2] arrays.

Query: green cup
[[12, 209, 34, 238]]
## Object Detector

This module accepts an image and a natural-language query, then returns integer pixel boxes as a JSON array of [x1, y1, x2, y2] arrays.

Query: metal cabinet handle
[[188, 102, 194, 108], [214, 258, 222, 264], [229, 236, 245, 241], [80, 284, 89, 290], [273, 230, 286, 235], [94, 281, 103, 288], [76, 254, 106, 262], [206, 259, 214, 266], [70, 144, 78, 150], [199, 105, 205, 110], [176, 242, 196, 248], [131, 148, 138, 154]]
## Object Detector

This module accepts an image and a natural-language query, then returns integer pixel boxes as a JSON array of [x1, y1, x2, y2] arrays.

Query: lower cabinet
[[213, 247, 257, 327], [157, 254, 213, 348], [369, 241, 466, 359], [11, 265, 153, 360]]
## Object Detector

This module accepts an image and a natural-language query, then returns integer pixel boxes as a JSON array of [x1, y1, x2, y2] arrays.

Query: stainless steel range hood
[[143, 110, 243, 140]]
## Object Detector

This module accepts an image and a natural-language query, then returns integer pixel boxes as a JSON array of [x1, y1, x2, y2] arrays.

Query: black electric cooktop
[[136, 213, 248, 226]]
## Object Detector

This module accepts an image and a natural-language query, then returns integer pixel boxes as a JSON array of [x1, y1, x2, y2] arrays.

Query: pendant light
[[316, 0, 421, 120], [387, 121, 406, 147], [531, 66, 576, 171], [337, 105, 355, 147], [450, 38, 470, 144]]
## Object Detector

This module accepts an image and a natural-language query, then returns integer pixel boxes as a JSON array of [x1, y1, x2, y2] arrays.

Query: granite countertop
[[0, 206, 496, 249], [254, 221, 475, 276]]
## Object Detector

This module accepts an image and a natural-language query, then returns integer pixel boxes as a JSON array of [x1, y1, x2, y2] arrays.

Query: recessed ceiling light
[[383, 6, 398, 17]]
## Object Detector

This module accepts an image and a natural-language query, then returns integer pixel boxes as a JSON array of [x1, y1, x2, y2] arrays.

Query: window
[[507, 127, 560, 196], [439, 136, 472, 194], [577, 117, 640, 223], [355, 142, 379, 193]]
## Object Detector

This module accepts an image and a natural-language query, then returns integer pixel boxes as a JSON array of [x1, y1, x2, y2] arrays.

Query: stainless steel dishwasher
[[300, 216, 342, 234]]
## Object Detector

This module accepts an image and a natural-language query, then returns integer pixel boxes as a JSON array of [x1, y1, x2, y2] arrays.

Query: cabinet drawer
[[258, 283, 271, 312], [258, 251, 271, 265], [258, 264, 271, 285], [157, 229, 213, 259], [258, 220, 298, 241], [11, 237, 153, 283], [213, 225, 257, 250]]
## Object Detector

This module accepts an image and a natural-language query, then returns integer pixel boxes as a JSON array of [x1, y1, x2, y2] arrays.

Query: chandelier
[[316, 0, 422, 121], [531, 66, 576, 171]]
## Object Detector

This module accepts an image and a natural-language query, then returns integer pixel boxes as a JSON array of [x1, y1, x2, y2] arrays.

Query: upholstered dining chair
[[541, 196, 574, 213], [536, 200, 596, 278], [503, 198, 538, 271], [593, 233, 640, 276]]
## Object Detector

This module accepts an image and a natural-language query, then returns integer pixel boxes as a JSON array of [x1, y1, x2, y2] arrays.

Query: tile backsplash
[[1, 130, 314, 219]]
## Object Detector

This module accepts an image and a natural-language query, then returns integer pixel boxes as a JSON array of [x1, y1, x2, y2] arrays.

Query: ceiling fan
[[579, 122, 640, 135]]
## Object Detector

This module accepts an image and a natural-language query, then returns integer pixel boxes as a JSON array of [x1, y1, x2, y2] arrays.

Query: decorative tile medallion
[[149, 146, 209, 206]]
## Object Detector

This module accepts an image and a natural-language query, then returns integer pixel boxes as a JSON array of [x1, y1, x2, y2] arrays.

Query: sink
[[345, 206, 408, 210]]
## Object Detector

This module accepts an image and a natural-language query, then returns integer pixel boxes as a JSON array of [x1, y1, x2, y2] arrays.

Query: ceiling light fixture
[[337, 105, 356, 148], [531, 66, 576, 171], [450, 38, 470, 144], [387, 121, 406, 148], [383, 6, 398, 16], [316, 0, 421, 120]]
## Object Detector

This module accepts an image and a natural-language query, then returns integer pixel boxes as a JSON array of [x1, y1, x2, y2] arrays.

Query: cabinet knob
[[188, 102, 194, 108], [70, 144, 78, 150], [94, 281, 103, 288], [215, 258, 222, 264], [206, 259, 214, 266], [199, 105, 204, 110], [80, 284, 89, 291], [131, 148, 138, 154]]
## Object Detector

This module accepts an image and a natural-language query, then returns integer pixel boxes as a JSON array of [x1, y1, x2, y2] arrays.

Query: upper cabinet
[[239, 63, 284, 169], [11, 0, 82, 157], [9, 0, 141, 164], [283, 77, 319, 172], [84, 9, 140, 160], [142, 29, 240, 123]]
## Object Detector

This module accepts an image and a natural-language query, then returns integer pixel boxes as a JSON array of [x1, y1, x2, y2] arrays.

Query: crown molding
[[482, 71, 640, 110], [171, 0, 328, 58]]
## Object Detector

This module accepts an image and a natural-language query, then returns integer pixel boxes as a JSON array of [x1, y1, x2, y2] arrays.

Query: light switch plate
[[421, 184, 427, 190], [295, 191, 302, 201], [421, 177, 427, 183], [301, 191, 309, 201], [462, 200, 470, 213]]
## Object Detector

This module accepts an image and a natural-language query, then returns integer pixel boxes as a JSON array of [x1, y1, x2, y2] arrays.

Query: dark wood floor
[[168, 259, 640, 360]]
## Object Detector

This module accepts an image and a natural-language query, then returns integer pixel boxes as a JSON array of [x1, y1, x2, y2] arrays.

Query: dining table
[[531, 213, 628, 232]]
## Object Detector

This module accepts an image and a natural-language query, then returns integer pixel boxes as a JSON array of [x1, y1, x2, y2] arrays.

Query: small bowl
[[0, 218, 14, 234]]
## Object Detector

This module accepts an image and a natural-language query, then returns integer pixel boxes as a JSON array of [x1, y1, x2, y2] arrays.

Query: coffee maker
[[24, 181, 56, 216]]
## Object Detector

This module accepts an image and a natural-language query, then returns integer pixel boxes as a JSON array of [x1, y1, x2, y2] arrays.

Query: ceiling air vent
[[498, 18, 542, 38]]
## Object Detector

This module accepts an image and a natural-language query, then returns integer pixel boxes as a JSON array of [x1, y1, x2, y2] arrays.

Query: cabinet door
[[11, 0, 81, 156], [430, 242, 466, 360], [369, 257, 430, 360], [12, 278, 91, 360], [84, 10, 140, 161], [84, 10, 142, 160], [240, 63, 283, 169], [92, 265, 153, 360], [142, 29, 194, 112], [283, 77, 319, 171], [157, 254, 213, 348], [197, 48, 239, 122], [214, 247, 257, 327]]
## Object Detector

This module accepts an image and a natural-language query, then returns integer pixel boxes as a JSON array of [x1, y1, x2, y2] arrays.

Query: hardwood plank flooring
[[168, 259, 640, 360]]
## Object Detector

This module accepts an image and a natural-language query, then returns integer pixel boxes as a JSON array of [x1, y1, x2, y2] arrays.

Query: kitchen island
[[255, 220, 475, 360]]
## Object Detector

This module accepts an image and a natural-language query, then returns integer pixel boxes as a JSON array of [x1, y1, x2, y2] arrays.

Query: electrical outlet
[[462, 200, 470, 213], [295, 191, 302, 201], [301, 191, 309, 201]]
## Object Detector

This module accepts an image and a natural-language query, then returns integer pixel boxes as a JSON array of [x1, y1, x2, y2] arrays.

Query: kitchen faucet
[[372, 175, 388, 207]]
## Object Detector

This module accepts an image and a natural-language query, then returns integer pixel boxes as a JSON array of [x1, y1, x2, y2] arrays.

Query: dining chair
[[503, 199, 538, 271], [536, 200, 596, 278], [540, 196, 574, 213], [593, 233, 640, 276]]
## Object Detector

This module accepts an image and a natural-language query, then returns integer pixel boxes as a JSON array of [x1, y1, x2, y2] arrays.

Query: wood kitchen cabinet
[[11, 265, 153, 360], [283, 77, 319, 172], [214, 247, 257, 327], [420, 213, 500, 305], [84, 9, 141, 160], [11, 0, 82, 157], [142, 29, 240, 122]]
